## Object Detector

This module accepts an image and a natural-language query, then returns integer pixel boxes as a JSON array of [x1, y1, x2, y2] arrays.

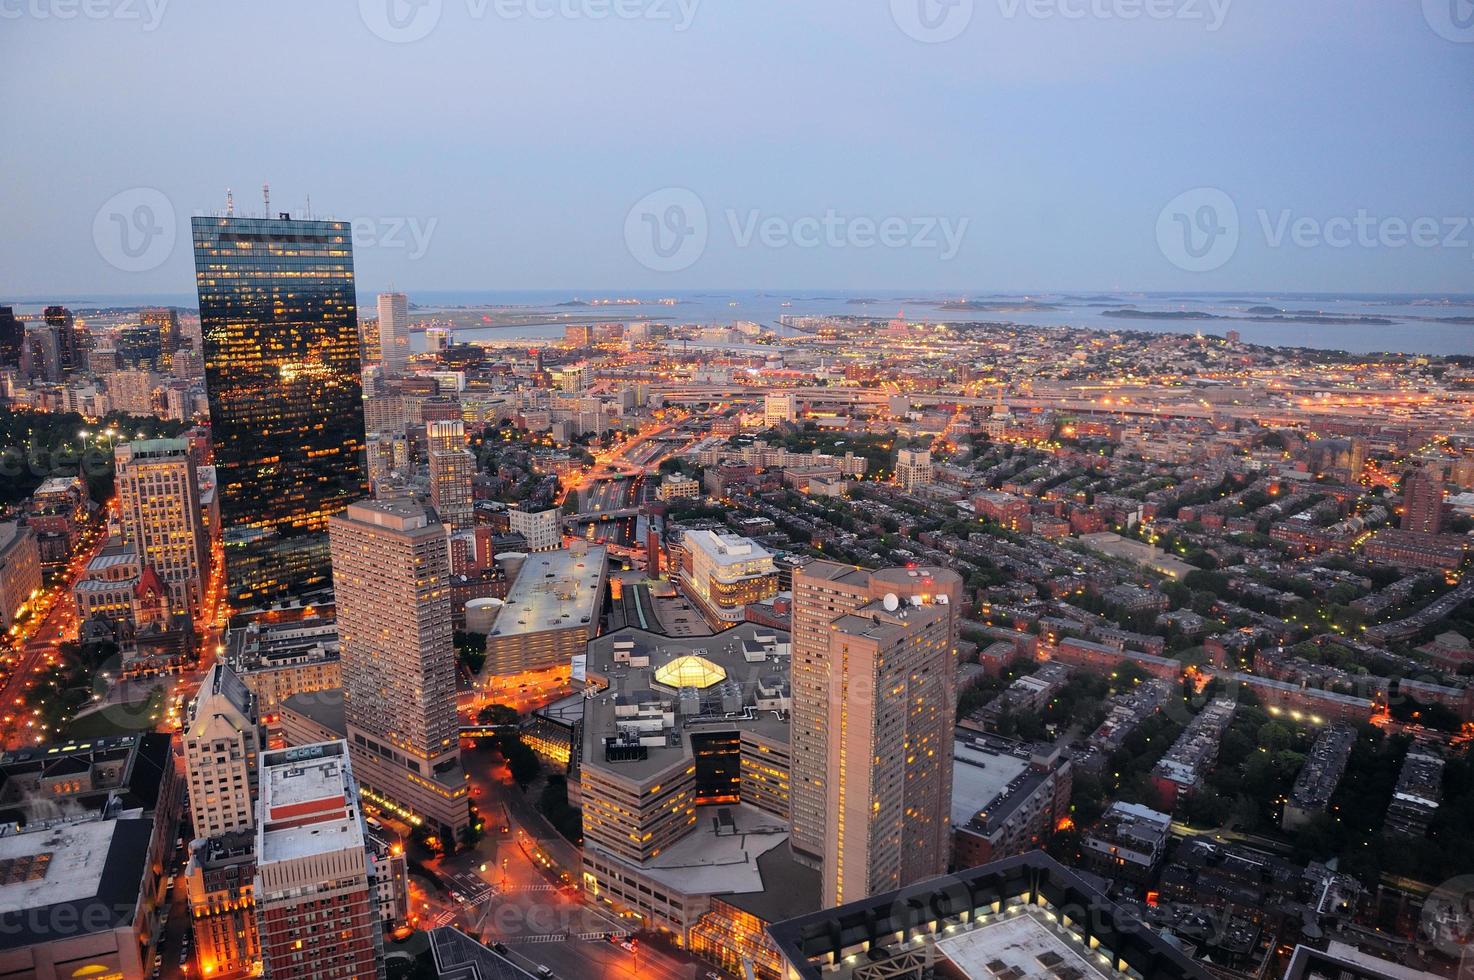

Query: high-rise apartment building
[[193, 214, 368, 607], [115, 438, 210, 616], [1402, 468, 1446, 535], [183, 661, 265, 838], [789, 562, 961, 906], [330, 500, 468, 839], [894, 447, 934, 491], [427, 418, 466, 453], [377, 292, 410, 377], [254, 741, 385, 980], [429, 449, 476, 532]]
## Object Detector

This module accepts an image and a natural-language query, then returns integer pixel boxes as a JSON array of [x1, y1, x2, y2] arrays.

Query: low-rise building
[[1283, 725, 1356, 830], [1150, 699, 1237, 810], [1384, 750, 1445, 839], [484, 544, 606, 675], [677, 529, 779, 628], [185, 830, 259, 979], [225, 605, 342, 720], [951, 734, 1072, 869], [0, 817, 161, 980], [508, 506, 562, 552], [768, 851, 1209, 980], [1080, 801, 1173, 883]]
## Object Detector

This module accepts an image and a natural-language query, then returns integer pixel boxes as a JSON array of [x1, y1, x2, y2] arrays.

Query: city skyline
[[4, 4, 1472, 297], [3, 4, 1473, 980]]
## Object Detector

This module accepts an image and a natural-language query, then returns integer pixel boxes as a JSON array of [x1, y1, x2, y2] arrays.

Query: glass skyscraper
[[193, 214, 368, 608]]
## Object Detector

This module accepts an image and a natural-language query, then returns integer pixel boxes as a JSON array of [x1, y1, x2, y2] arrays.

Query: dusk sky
[[3, 0, 1471, 298]]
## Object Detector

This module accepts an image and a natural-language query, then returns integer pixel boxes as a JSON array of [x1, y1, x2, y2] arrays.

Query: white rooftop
[[685, 529, 773, 566], [951, 741, 1029, 827], [259, 750, 364, 865], [0, 819, 119, 911], [935, 906, 1125, 980], [595, 803, 788, 897], [490, 544, 606, 640]]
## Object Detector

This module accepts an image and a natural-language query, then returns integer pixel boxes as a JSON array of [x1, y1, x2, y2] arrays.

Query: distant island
[[1101, 309, 1396, 326]]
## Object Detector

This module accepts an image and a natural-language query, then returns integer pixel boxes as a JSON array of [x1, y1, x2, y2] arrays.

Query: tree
[[477, 704, 521, 727]]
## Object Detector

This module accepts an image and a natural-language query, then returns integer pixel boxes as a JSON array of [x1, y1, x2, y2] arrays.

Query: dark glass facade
[[690, 730, 742, 805], [42, 306, 77, 374], [0, 307, 21, 370], [193, 215, 368, 608]]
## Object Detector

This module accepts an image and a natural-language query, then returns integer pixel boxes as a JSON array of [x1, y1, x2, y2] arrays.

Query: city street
[[0, 520, 105, 749], [421, 743, 714, 979]]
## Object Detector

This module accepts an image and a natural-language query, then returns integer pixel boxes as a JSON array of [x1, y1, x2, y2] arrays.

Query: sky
[[2, 0, 1471, 299]]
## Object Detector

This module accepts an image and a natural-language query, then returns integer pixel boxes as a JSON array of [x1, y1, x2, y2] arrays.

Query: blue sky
[[2, 0, 1471, 297]]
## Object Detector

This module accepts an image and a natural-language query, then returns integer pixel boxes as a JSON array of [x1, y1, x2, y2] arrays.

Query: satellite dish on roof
[[882, 593, 899, 612]]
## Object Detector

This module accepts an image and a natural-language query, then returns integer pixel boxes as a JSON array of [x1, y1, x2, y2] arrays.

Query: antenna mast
[[263, 182, 271, 216], [225, 188, 234, 216]]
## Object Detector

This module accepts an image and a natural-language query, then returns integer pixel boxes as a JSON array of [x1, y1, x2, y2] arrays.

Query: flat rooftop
[[685, 528, 774, 566], [768, 852, 1210, 980], [259, 745, 364, 865], [952, 739, 1032, 830], [0, 817, 154, 950], [589, 802, 790, 898], [935, 907, 1126, 980], [581, 622, 791, 784], [489, 544, 607, 641]]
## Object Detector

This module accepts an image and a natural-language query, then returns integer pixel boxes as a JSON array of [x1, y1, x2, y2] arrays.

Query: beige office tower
[[114, 437, 209, 616], [789, 562, 962, 907], [429, 449, 476, 531], [329, 500, 469, 840], [377, 292, 410, 377], [183, 661, 266, 838], [894, 448, 934, 491]]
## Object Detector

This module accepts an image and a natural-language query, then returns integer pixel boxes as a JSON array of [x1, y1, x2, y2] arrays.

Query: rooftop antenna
[[305, 193, 312, 220], [225, 187, 234, 216], [262, 182, 271, 216]]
